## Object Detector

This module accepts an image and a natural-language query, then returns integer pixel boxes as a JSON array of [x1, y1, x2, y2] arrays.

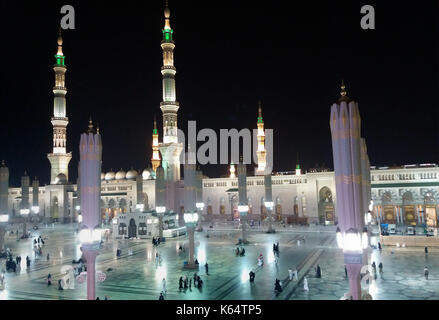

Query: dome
[[126, 169, 138, 180], [142, 169, 151, 180], [105, 170, 115, 181], [55, 173, 67, 185], [101, 172, 105, 180], [115, 169, 126, 180]]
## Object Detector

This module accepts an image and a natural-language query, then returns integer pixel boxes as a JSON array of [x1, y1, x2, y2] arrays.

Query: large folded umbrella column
[[79, 123, 102, 300], [330, 83, 368, 300]]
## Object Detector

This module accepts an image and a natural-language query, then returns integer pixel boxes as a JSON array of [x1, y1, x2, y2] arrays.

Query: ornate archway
[[402, 191, 416, 226], [318, 187, 334, 225]]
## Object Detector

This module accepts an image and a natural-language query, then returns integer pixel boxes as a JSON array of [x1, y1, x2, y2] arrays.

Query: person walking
[[425, 247, 429, 254], [344, 265, 348, 278], [179, 276, 183, 290], [205, 262, 209, 275], [159, 292, 165, 300], [372, 262, 377, 273], [162, 278, 167, 293], [378, 262, 383, 274], [47, 253, 50, 261], [294, 267, 298, 281], [47, 273, 52, 286], [288, 268, 293, 281], [424, 266, 429, 280], [316, 264, 322, 278], [303, 277, 309, 291], [378, 242, 382, 251]]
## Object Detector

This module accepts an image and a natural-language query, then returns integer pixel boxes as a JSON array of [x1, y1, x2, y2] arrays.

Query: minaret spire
[[151, 115, 161, 172], [255, 101, 266, 175], [48, 28, 72, 184]]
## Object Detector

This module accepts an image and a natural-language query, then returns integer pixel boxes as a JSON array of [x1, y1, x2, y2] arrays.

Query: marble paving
[[0, 223, 438, 300]]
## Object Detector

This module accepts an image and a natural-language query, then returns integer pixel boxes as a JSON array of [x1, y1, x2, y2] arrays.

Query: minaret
[[47, 29, 72, 184], [0, 161, 9, 214], [158, 2, 183, 181], [21, 171, 30, 211], [151, 116, 161, 173], [295, 153, 301, 175], [255, 101, 266, 175], [229, 161, 236, 178]]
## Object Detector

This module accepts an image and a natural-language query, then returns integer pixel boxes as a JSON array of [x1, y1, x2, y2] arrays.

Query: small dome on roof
[[115, 169, 126, 180], [142, 169, 151, 180], [126, 169, 138, 180], [105, 170, 115, 181]]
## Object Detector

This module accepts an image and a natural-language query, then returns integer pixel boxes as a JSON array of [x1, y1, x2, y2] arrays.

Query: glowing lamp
[[78, 215, 83, 223], [196, 202, 205, 210], [31, 206, 40, 214], [264, 201, 274, 209], [184, 212, 199, 224], [20, 209, 30, 215], [238, 205, 249, 213], [336, 227, 343, 248], [75, 205, 80, 211], [112, 218, 117, 225], [0, 215, 9, 223], [156, 206, 166, 214], [136, 204, 145, 211], [79, 228, 102, 244]]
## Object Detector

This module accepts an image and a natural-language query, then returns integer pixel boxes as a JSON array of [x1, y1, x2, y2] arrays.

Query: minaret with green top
[[158, 1, 183, 182], [296, 152, 301, 175], [255, 101, 266, 175], [48, 28, 72, 184]]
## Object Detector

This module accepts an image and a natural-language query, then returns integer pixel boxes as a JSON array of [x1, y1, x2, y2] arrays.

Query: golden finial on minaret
[[164, 0, 171, 30], [96, 123, 100, 134], [57, 27, 64, 56], [258, 101, 262, 117]]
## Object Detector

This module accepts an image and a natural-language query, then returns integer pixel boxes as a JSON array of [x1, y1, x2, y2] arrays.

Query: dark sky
[[0, 0, 438, 186]]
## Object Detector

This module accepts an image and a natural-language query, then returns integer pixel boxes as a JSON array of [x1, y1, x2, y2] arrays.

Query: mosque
[[1, 5, 438, 239]]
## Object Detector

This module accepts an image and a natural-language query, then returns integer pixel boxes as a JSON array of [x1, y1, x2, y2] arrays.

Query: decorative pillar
[[79, 122, 102, 300], [0, 161, 9, 215], [21, 172, 30, 236], [195, 169, 204, 231]]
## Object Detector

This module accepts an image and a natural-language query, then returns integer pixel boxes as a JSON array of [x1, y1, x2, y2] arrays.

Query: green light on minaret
[[163, 29, 173, 42], [55, 55, 65, 66], [296, 164, 300, 170], [257, 116, 263, 123], [153, 128, 158, 135]]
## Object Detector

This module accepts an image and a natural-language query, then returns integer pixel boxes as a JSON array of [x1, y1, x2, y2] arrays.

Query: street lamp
[[184, 212, 199, 269], [78, 214, 83, 223], [195, 202, 204, 231], [136, 204, 145, 212], [20, 209, 30, 238], [336, 227, 369, 253], [264, 201, 274, 233]]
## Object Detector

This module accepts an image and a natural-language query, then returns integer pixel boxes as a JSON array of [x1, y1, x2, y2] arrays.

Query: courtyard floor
[[0, 222, 438, 300]]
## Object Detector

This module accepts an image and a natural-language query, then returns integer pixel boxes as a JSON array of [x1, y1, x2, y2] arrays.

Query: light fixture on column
[[136, 204, 145, 212], [78, 214, 83, 223], [336, 227, 368, 253], [79, 228, 102, 248], [195, 202, 204, 210], [0, 215, 8, 223], [184, 212, 199, 225], [20, 209, 30, 215], [156, 206, 166, 214], [264, 201, 273, 210], [238, 205, 249, 213], [31, 206, 40, 214]]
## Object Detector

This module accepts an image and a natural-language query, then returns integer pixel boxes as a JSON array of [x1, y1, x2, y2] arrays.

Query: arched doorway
[[128, 218, 137, 238], [318, 187, 334, 225], [402, 191, 416, 226], [118, 223, 127, 236], [382, 192, 395, 223], [119, 198, 127, 213], [424, 192, 437, 227], [294, 196, 299, 216], [275, 197, 282, 221], [143, 193, 149, 211], [260, 197, 267, 221], [219, 197, 225, 215], [51, 196, 59, 221]]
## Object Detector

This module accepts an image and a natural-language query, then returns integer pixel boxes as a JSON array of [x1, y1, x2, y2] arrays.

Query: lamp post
[[31, 206, 40, 229], [195, 202, 204, 231], [79, 121, 102, 300], [184, 212, 199, 269], [156, 206, 166, 239], [20, 209, 30, 238]]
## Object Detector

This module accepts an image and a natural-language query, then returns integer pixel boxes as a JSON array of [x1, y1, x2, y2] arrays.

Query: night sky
[[0, 0, 438, 186]]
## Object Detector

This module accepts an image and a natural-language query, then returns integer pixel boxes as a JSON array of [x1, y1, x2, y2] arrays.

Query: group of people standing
[[179, 273, 204, 291], [235, 247, 245, 256]]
